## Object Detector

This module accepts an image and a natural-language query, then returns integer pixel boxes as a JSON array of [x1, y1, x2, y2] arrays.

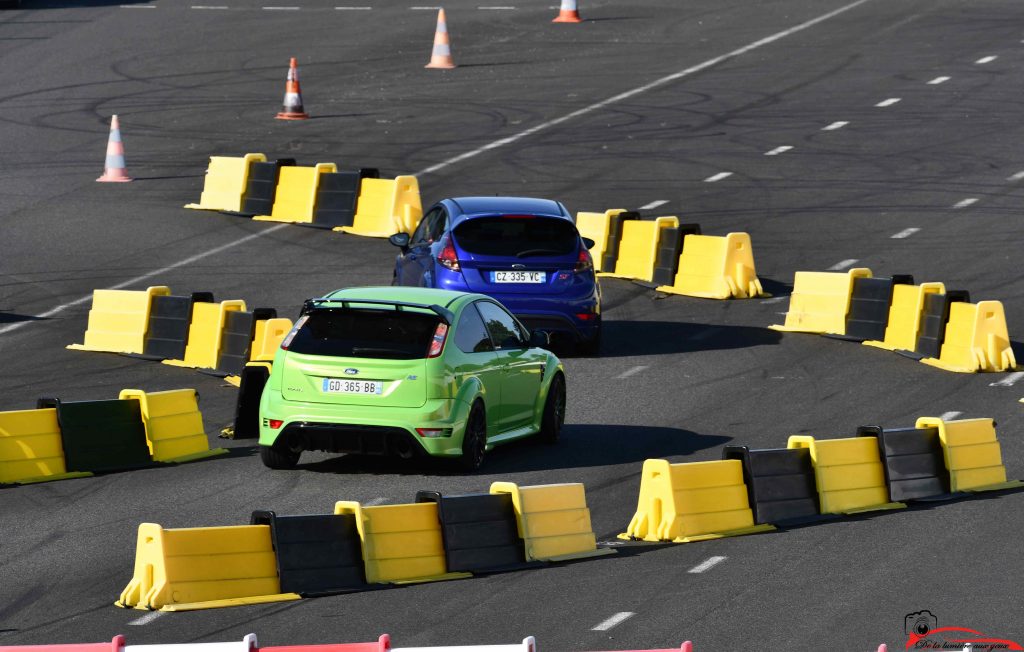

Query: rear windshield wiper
[[516, 248, 563, 258], [351, 346, 414, 356]]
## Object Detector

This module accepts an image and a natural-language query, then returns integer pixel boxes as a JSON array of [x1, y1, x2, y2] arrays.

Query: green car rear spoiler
[[301, 298, 455, 325]]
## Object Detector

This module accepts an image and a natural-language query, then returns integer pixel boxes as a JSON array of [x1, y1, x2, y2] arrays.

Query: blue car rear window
[[289, 309, 439, 359], [454, 216, 577, 257]]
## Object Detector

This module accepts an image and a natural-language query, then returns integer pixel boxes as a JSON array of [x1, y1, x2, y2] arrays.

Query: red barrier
[[260, 637, 391, 652], [0, 636, 125, 652]]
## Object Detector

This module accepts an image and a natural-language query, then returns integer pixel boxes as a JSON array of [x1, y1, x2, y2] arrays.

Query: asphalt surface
[[2, 0, 1024, 649]]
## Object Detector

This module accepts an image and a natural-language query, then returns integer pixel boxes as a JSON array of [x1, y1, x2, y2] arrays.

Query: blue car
[[389, 196, 601, 353]]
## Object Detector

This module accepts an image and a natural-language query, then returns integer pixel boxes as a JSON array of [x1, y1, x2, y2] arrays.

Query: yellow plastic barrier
[[185, 153, 267, 212], [489, 482, 614, 562], [600, 216, 678, 282], [620, 459, 774, 543], [164, 300, 247, 370], [334, 501, 470, 584], [119, 389, 227, 464], [250, 317, 292, 362], [657, 232, 764, 299], [253, 163, 337, 224], [770, 268, 873, 335], [915, 417, 1023, 492], [117, 522, 299, 611], [0, 408, 91, 484], [575, 209, 627, 273], [338, 175, 423, 238], [787, 435, 905, 514], [920, 300, 1016, 373], [863, 282, 945, 352], [67, 286, 171, 354]]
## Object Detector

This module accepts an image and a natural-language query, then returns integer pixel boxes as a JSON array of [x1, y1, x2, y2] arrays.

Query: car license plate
[[492, 271, 545, 283], [322, 378, 383, 395]]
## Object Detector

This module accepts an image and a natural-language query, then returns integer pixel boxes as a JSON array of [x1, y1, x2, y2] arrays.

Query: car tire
[[457, 401, 487, 471], [539, 373, 565, 444], [260, 441, 300, 469]]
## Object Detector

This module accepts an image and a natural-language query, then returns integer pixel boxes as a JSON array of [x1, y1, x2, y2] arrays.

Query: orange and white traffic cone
[[276, 57, 309, 120], [425, 8, 456, 69], [552, 0, 582, 22], [96, 115, 131, 182]]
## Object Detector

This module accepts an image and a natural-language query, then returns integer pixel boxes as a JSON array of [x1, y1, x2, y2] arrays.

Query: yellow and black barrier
[[921, 300, 1016, 373], [575, 209, 628, 272], [599, 216, 678, 282], [253, 163, 338, 225], [0, 389, 224, 485], [67, 286, 171, 355], [337, 175, 423, 237], [163, 300, 247, 370], [657, 232, 765, 300], [185, 153, 268, 213], [142, 292, 215, 361], [787, 435, 906, 514], [770, 268, 872, 335], [863, 282, 945, 352], [915, 416, 1023, 492]]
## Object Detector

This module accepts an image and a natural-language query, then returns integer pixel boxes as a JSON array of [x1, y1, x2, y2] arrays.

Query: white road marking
[[688, 556, 727, 573], [875, 98, 901, 107], [192, 5, 228, 8], [1007, 171, 1024, 182], [592, 612, 635, 632], [927, 76, 950, 85], [939, 411, 962, 421], [989, 372, 1024, 387], [478, 5, 516, 8], [615, 365, 648, 379], [120, 4, 155, 6], [412, 0, 878, 177], [336, 5, 372, 8], [952, 198, 978, 209], [828, 259, 858, 271], [128, 611, 165, 626], [363, 497, 388, 506], [975, 55, 997, 64], [890, 227, 920, 239], [410, 6, 442, 8], [263, 5, 300, 9], [764, 145, 793, 156], [822, 121, 849, 130], [691, 327, 721, 341], [704, 171, 733, 183], [0, 224, 290, 337], [639, 200, 669, 210]]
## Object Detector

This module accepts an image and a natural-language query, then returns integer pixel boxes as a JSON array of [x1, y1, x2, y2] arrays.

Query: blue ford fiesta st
[[389, 196, 601, 353]]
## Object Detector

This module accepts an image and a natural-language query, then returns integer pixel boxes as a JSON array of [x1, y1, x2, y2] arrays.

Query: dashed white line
[[927, 76, 950, 85], [975, 55, 998, 64], [592, 612, 635, 632], [828, 259, 859, 271], [191, 5, 228, 8], [1007, 171, 1024, 182], [952, 198, 978, 209], [875, 98, 901, 107], [764, 145, 794, 156], [704, 171, 733, 183], [262, 5, 299, 8], [890, 227, 920, 239], [615, 365, 648, 379], [639, 200, 669, 210], [336, 5, 372, 8], [939, 411, 962, 421], [822, 121, 849, 131], [989, 372, 1024, 387], [128, 611, 165, 626], [410, 5, 442, 8], [688, 556, 727, 573], [478, 5, 516, 8], [412, 0, 878, 177]]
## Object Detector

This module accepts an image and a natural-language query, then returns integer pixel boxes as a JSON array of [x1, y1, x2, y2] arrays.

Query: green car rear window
[[289, 308, 440, 359]]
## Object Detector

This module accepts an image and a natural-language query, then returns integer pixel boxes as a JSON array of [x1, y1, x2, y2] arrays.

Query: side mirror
[[528, 330, 550, 349], [388, 232, 411, 251], [581, 237, 596, 250]]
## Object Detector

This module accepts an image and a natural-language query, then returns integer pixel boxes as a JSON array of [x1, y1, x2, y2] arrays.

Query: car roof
[[321, 286, 480, 309], [445, 196, 568, 222]]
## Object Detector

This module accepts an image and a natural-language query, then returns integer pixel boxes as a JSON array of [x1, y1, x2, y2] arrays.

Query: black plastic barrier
[[251, 510, 367, 595], [857, 425, 949, 501], [908, 290, 970, 359], [216, 308, 276, 376], [230, 364, 271, 439], [240, 159, 296, 216], [723, 445, 822, 526], [416, 490, 528, 573], [599, 211, 640, 273], [312, 168, 379, 229], [142, 292, 214, 361], [842, 275, 913, 342], [40, 397, 151, 473], [651, 223, 701, 286]]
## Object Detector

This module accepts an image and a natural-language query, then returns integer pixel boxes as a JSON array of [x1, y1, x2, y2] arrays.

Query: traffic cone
[[276, 57, 309, 120], [425, 8, 456, 69], [552, 0, 582, 22], [96, 115, 131, 182]]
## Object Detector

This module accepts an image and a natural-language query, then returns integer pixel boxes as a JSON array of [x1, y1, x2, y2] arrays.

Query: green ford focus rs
[[259, 286, 566, 471]]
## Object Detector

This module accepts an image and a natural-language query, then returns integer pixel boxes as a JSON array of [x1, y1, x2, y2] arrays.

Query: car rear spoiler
[[301, 298, 455, 324]]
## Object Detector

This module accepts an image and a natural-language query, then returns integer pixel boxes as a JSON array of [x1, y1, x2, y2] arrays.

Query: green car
[[258, 286, 566, 471]]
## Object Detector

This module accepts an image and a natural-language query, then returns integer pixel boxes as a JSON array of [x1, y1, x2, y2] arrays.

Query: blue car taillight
[[574, 246, 593, 273], [437, 234, 461, 271]]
